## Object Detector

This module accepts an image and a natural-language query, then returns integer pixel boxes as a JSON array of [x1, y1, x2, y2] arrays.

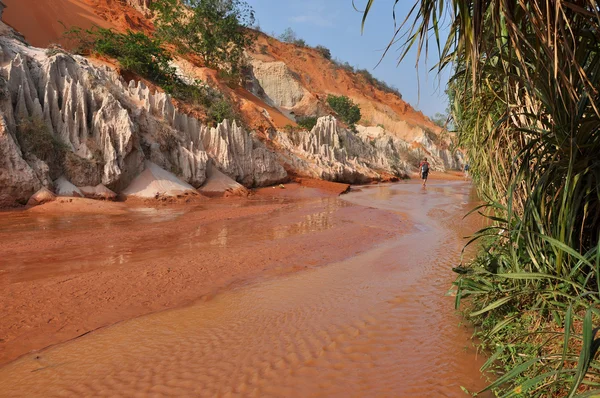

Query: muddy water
[[0, 182, 490, 397]]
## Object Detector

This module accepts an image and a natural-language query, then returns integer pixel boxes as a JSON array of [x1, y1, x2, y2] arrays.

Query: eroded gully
[[0, 182, 491, 397]]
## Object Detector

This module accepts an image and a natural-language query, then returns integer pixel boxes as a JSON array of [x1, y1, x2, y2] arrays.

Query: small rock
[[78, 184, 117, 201], [27, 187, 56, 206]]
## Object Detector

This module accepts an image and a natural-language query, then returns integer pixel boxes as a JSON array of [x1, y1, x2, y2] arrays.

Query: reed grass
[[362, 1, 600, 395]]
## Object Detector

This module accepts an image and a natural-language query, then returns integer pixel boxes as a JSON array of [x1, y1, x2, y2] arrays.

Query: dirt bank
[[0, 191, 405, 366]]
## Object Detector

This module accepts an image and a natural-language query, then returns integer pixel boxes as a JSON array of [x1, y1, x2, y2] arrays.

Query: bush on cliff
[[16, 117, 68, 179], [64, 27, 238, 126], [315, 45, 332, 60], [296, 116, 318, 131], [207, 99, 236, 126], [65, 27, 180, 89], [326, 95, 361, 128], [152, 0, 256, 78]]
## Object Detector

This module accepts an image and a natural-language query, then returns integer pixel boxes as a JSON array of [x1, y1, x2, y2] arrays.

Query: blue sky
[[245, 0, 452, 118]]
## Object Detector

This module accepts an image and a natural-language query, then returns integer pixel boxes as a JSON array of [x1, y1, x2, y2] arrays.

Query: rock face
[[26, 186, 55, 206], [0, 35, 287, 206], [271, 117, 464, 184], [250, 60, 308, 109], [275, 116, 434, 183], [412, 132, 464, 171], [125, 0, 152, 12], [79, 184, 117, 200], [0, 20, 463, 207], [0, 118, 41, 206]]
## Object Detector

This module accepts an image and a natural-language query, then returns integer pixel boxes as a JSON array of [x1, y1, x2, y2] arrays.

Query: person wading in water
[[419, 157, 430, 187]]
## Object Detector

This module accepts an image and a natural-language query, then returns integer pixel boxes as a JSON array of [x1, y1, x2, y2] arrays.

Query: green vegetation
[[207, 99, 236, 127], [65, 25, 236, 126], [151, 0, 255, 77], [355, 68, 402, 99], [364, 0, 600, 396], [16, 117, 68, 178], [314, 45, 331, 60], [430, 113, 447, 129], [66, 27, 179, 88], [296, 116, 318, 131], [278, 27, 307, 47], [326, 95, 361, 128]]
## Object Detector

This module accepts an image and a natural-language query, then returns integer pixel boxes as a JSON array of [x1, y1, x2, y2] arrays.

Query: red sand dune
[[2, 0, 115, 47]]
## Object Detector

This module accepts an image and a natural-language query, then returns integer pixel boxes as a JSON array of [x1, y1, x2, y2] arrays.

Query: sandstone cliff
[[0, 1, 464, 207], [0, 32, 286, 206]]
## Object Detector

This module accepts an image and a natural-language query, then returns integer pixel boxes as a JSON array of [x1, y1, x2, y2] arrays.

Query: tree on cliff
[[152, 0, 255, 76], [327, 95, 361, 128]]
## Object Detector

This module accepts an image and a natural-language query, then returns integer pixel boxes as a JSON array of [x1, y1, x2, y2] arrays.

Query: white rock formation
[[54, 176, 83, 197], [27, 186, 56, 206], [250, 59, 309, 109], [0, 118, 41, 206], [412, 132, 464, 171], [199, 162, 248, 197], [122, 161, 196, 198], [126, 0, 152, 12], [0, 34, 287, 206], [273, 116, 407, 183]]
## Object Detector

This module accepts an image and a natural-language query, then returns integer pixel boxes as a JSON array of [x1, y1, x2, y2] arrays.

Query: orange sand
[[0, 191, 404, 366], [2, 0, 115, 47]]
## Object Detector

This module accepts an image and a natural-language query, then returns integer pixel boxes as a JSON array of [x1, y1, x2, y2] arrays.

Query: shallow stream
[[0, 182, 491, 397]]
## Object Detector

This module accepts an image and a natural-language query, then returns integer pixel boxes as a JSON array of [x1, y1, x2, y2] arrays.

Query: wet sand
[[0, 181, 489, 396], [0, 189, 403, 366]]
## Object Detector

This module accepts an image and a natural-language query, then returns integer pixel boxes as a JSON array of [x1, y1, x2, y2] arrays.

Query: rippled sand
[[0, 182, 491, 397]]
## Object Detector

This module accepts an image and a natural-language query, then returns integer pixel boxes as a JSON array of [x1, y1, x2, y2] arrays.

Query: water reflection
[[0, 198, 348, 284], [0, 181, 491, 397]]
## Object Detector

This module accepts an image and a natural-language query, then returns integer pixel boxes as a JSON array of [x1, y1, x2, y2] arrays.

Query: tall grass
[[362, 0, 600, 395]]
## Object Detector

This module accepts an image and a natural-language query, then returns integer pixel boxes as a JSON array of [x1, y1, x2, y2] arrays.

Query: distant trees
[[326, 95, 361, 128], [431, 113, 447, 128], [278, 27, 297, 43], [278, 27, 306, 47], [315, 45, 331, 60], [151, 0, 256, 76]]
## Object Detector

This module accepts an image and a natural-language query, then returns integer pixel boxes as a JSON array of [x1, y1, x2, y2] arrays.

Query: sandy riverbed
[[0, 178, 490, 397], [0, 182, 403, 366]]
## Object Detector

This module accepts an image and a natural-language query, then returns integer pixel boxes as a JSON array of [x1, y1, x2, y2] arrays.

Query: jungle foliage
[[363, 0, 600, 396]]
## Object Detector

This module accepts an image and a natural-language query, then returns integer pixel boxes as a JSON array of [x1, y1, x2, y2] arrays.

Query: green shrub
[[64, 26, 238, 123], [207, 99, 235, 126], [296, 116, 318, 130], [279, 27, 297, 43], [17, 117, 68, 178], [152, 0, 255, 78], [315, 45, 331, 60], [326, 95, 361, 128], [356, 68, 402, 98], [293, 38, 307, 47], [65, 27, 179, 89]]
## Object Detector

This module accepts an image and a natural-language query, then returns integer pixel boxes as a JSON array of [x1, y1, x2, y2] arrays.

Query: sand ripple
[[0, 182, 491, 397]]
